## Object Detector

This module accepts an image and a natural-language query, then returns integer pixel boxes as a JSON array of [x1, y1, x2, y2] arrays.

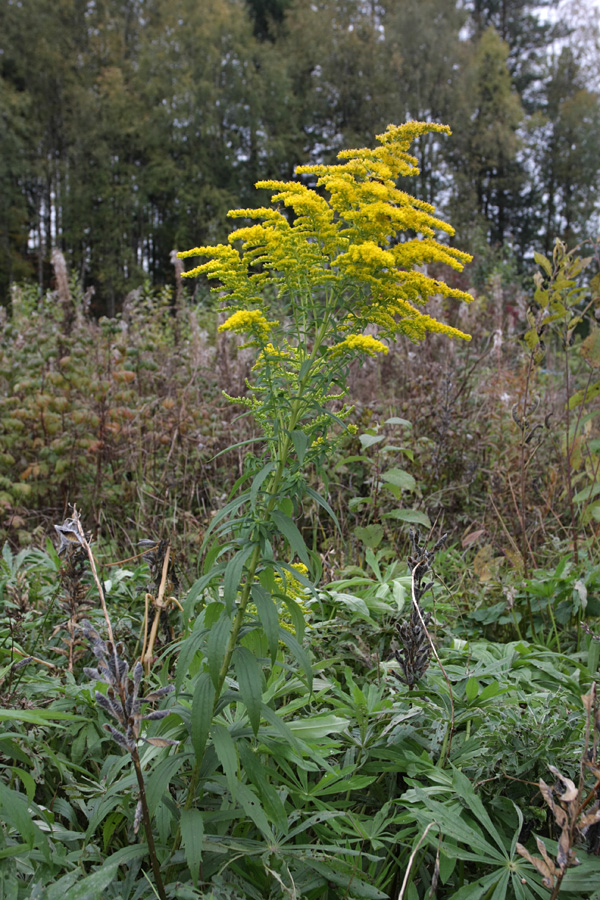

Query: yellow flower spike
[[330, 334, 389, 357], [218, 309, 278, 338]]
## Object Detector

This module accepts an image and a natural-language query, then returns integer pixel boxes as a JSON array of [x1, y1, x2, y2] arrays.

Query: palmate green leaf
[[233, 645, 263, 734], [451, 767, 508, 857], [207, 610, 232, 688], [271, 509, 310, 568], [446, 869, 509, 900], [410, 789, 505, 862], [180, 808, 204, 884], [43, 844, 149, 900], [300, 858, 386, 899]]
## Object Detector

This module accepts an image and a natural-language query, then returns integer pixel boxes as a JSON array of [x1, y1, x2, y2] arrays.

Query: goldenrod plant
[[174, 123, 474, 867]]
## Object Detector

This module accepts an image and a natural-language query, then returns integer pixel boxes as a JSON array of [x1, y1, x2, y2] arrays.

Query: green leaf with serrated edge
[[146, 753, 189, 817], [271, 510, 310, 567], [252, 584, 280, 662], [11, 767, 35, 802], [380, 467, 416, 490], [212, 723, 238, 796], [235, 780, 273, 839], [279, 629, 313, 692], [382, 508, 431, 528], [186, 564, 227, 609], [290, 429, 310, 464], [304, 483, 340, 531], [259, 703, 305, 755], [0, 782, 38, 849], [237, 740, 288, 834], [223, 543, 255, 613], [48, 845, 149, 900], [207, 610, 232, 688], [234, 646, 263, 734], [250, 461, 275, 509], [568, 379, 600, 410], [534, 251, 553, 277], [200, 494, 250, 549], [180, 808, 204, 883], [191, 671, 215, 761], [176, 625, 207, 691]]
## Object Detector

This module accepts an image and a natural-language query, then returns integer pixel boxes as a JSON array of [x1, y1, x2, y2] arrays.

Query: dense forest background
[[2, 0, 600, 315]]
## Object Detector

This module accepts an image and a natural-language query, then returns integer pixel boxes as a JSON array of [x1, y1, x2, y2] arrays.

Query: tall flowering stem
[[177, 122, 474, 813]]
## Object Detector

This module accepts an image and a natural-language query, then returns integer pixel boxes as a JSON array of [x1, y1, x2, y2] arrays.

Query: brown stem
[[131, 748, 168, 900]]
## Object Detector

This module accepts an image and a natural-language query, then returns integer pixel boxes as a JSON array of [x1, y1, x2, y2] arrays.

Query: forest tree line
[[1, 0, 600, 314]]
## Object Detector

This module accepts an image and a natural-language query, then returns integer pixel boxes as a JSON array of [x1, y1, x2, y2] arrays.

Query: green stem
[[178, 317, 331, 823]]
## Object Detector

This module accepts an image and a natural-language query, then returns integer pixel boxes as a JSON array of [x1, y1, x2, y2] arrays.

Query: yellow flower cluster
[[275, 562, 309, 602], [178, 121, 475, 348], [218, 309, 277, 338], [330, 334, 389, 357], [252, 341, 298, 371]]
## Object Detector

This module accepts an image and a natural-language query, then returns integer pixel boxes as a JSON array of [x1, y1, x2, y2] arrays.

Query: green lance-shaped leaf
[[233, 645, 263, 735], [180, 808, 204, 883], [191, 671, 216, 761], [250, 461, 275, 508], [146, 753, 189, 818], [252, 583, 280, 662], [271, 509, 310, 567], [290, 429, 310, 465], [207, 610, 232, 688], [279, 628, 313, 693], [212, 722, 238, 796], [237, 739, 288, 834], [223, 543, 255, 613]]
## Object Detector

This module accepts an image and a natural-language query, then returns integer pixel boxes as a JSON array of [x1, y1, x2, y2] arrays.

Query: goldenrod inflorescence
[[179, 122, 474, 461]]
